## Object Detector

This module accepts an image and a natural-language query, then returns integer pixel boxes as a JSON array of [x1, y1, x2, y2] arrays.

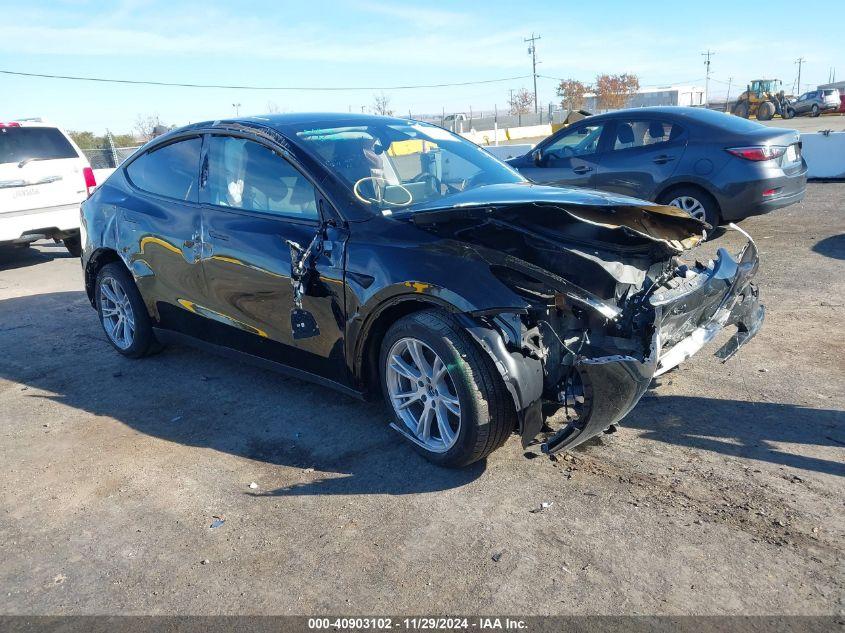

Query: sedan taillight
[[83, 167, 97, 197], [726, 146, 786, 161]]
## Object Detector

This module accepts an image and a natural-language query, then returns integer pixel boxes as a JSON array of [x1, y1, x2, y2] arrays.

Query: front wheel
[[95, 263, 160, 358], [380, 310, 515, 467], [811, 104, 820, 117]]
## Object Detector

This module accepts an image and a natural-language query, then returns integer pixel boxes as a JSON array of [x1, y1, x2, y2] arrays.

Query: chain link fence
[[81, 147, 141, 169]]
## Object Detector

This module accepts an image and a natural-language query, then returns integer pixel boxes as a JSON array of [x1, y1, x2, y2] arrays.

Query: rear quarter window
[[0, 127, 78, 165], [125, 137, 201, 202]]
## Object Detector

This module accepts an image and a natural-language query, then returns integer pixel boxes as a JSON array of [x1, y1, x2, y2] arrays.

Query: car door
[[793, 93, 811, 115], [198, 133, 349, 384], [592, 118, 686, 200], [120, 136, 207, 330], [518, 121, 609, 188]]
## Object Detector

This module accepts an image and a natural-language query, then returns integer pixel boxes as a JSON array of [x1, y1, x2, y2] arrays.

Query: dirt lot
[[0, 184, 843, 615]]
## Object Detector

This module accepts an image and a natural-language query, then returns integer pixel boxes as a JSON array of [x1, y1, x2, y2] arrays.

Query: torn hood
[[404, 182, 707, 252]]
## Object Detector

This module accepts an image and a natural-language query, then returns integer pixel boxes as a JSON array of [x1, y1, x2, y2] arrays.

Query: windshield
[[0, 127, 78, 165], [290, 119, 524, 214]]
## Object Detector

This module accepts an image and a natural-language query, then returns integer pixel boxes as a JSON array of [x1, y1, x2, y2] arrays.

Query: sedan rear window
[[0, 127, 78, 165]]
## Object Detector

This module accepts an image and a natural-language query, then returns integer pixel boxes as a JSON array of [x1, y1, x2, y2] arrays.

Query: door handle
[[653, 155, 676, 164], [572, 166, 593, 175]]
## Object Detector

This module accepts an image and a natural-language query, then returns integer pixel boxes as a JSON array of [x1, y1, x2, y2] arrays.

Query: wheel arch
[[353, 294, 465, 397], [655, 181, 723, 223], [84, 248, 125, 305]]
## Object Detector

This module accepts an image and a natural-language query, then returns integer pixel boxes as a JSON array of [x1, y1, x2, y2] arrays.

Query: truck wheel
[[734, 102, 749, 119], [95, 263, 161, 358], [783, 107, 795, 120], [756, 101, 775, 121], [380, 309, 515, 468]]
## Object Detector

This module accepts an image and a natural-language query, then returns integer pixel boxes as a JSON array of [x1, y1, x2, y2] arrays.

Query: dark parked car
[[81, 114, 763, 467], [507, 107, 806, 227], [787, 89, 841, 117]]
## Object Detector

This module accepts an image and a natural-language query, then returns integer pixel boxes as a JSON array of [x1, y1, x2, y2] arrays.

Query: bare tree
[[508, 88, 534, 115], [372, 92, 393, 116], [557, 79, 591, 111], [266, 101, 280, 113], [593, 73, 640, 110], [133, 114, 163, 142]]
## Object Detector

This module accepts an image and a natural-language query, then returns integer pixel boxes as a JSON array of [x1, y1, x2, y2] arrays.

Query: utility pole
[[724, 77, 733, 112], [232, 102, 241, 116], [701, 50, 715, 106], [525, 33, 541, 113], [795, 57, 805, 94]]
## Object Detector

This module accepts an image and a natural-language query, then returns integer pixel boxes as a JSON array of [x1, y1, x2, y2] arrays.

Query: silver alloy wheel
[[668, 195, 706, 221], [99, 276, 136, 350], [385, 337, 461, 453]]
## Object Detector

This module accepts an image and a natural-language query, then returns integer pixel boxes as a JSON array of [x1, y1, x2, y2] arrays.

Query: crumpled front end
[[407, 196, 765, 456], [538, 225, 764, 454]]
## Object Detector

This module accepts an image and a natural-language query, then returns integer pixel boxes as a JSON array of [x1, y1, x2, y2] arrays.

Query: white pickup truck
[[0, 119, 97, 256]]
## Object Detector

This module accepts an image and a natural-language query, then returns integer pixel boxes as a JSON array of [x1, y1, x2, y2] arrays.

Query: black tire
[[756, 101, 775, 121], [811, 104, 820, 117], [783, 107, 795, 120], [63, 234, 82, 257], [658, 186, 720, 228], [95, 262, 161, 358], [733, 102, 749, 119], [380, 309, 516, 468]]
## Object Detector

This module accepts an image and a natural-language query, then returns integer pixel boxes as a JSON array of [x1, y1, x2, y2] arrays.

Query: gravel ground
[[0, 183, 843, 615]]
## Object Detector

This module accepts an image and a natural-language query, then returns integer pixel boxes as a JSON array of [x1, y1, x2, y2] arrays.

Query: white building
[[584, 85, 706, 112]]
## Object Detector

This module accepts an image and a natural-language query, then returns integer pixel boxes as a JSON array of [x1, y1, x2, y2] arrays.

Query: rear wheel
[[811, 104, 820, 117], [95, 263, 160, 358], [659, 186, 719, 228], [733, 101, 749, 119], [380, 309, 515, 467]]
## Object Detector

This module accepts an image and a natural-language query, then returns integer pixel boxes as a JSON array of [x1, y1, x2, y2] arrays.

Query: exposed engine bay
[[406, 200, 764, 454]]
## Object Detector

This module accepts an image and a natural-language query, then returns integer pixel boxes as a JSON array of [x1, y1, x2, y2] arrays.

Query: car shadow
[[812, 234, 845, 260], [0, 290, 485, 497], [0, 242, 74, 271], [1, 291, 842, 501], [623, 388, 845, 477]]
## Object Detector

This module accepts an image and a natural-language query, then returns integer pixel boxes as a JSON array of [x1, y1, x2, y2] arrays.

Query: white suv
[[0, 119, 97, 256]]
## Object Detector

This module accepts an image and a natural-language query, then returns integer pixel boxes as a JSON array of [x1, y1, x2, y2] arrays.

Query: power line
[[0, 69, 531, 91]]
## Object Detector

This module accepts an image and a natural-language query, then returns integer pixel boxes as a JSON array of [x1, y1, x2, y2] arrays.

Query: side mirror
[[532, 149, 545, 166]]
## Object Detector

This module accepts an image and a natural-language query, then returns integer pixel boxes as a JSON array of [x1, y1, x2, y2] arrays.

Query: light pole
[[232, 102, 241, 116]]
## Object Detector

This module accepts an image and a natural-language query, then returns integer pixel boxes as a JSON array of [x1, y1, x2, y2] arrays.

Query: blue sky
[[3, 0, 842, 134]]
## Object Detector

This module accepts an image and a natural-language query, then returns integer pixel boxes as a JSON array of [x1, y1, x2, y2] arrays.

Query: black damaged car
[[81, 113, 763, 467]]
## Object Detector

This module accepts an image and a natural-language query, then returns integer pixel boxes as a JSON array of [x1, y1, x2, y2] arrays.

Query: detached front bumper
[[540, 225, 764, 454]]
